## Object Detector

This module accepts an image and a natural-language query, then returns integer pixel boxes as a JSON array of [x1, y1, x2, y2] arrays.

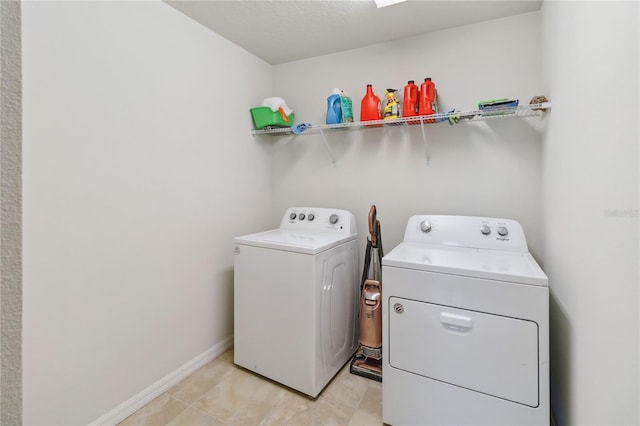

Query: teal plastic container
[[341, 95, 353, 122]]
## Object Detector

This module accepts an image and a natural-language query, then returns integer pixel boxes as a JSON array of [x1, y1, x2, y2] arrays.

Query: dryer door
[[388, 297, 539, 407]]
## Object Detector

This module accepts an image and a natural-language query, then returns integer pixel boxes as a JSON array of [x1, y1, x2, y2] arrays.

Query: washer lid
[[234, 229, 357, 255], [382, 242, 548, 286]]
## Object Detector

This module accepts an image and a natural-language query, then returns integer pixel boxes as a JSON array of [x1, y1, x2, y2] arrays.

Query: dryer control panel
[[280, 207, 357, 236], [403, 215, 528, 252]]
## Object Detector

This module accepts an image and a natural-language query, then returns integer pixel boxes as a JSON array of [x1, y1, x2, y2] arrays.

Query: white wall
[[22, 2, 273, 424], [541, 1, 639, 425], [20, 2, 639, 425], [271, 12, 545, 260]]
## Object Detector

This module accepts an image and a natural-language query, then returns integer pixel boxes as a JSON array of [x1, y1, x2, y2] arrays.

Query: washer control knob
[[329, 214, 339, 224], [299, 213, 305, 221], [480, 225, 491, 235], [420, 220, 432, 233], [289, 212, 297, 220], [307, 213, 315, 221], [497, 226, 508, 236]]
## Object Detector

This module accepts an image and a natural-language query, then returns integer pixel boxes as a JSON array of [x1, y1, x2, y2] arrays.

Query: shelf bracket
[[318, 129, 337, 166], [419, 119, 430, 165]]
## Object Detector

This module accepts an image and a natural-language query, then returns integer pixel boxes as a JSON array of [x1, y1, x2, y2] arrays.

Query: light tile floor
[[118, 349, 383, 426]]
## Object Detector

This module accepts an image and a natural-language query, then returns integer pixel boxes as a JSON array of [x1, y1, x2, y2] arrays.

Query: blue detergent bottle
[[326, 88, 342, 125]]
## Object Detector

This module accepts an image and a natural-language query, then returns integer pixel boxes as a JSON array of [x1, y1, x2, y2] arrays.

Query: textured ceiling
[[166, 0, 543, 65]]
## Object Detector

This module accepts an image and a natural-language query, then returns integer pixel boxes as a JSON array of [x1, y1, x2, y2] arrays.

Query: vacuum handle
[[368, 205, 377, 247]]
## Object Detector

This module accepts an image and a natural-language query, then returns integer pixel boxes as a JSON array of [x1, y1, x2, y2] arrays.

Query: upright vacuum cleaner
[[350, 205, 383, 382]]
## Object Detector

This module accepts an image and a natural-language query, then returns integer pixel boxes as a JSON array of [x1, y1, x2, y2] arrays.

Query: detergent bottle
[[418, 77, 437, 116], [360, 84, 382, 122], [402, 80, 418, 118], [340, 90, 354, 123], [326, 89, 342, 125], [383, 89, 400, 120]]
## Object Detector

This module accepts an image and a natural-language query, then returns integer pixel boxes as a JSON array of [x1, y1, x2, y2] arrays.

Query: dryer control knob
[[420, 220, 432, 233], [480, 225, 491, 235], [329, 214, 339, 224], [299, 213, 306, 221], [307, 214, 315, 221], [290, 212, 297, 220], [497, 226, 508, 236]]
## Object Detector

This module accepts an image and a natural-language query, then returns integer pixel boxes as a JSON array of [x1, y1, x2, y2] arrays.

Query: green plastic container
[[250, 107, 294, 129]]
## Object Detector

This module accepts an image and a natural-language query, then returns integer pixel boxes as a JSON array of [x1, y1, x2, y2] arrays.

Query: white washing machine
[[382, 215, 549, 426], [233, 207, 359, 398]]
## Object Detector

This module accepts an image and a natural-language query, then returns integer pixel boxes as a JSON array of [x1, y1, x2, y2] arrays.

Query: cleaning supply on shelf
[[340, 90, 354, 123], [402, 80, 418, 118], [250, 97, 295, 129], [326, 89, 342, 125], [435, 107, 457, 124], [529, 95, 549, 111], [478, 98, 519, 116], [360, 84, 382, 122], [292, 123, 312, 134], [478, 98, 519, 110], [445, 109, 461, 125], [418, 78, 438, 122], [383, 89, 400, 120], [262, 97, 293, 119]]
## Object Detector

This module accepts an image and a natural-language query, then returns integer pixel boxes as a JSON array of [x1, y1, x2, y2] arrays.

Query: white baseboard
[[89, 336, 233, 426]]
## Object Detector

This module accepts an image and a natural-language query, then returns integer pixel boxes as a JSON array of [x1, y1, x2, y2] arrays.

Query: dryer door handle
[[440, 312, 473, 332]]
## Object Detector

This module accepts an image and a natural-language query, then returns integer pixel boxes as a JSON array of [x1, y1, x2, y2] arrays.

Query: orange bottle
[[418, 78, 436, 115], [360, 84, 382, 122], [402, 80, 418, 118]]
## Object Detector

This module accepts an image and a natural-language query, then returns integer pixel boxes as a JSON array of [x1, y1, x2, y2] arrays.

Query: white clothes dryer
[[233, 207, 359, 397], [382, 215, 549, 425]]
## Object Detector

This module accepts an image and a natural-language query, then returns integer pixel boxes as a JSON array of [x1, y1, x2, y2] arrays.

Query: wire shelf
[[251, 102, 552, 136]]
